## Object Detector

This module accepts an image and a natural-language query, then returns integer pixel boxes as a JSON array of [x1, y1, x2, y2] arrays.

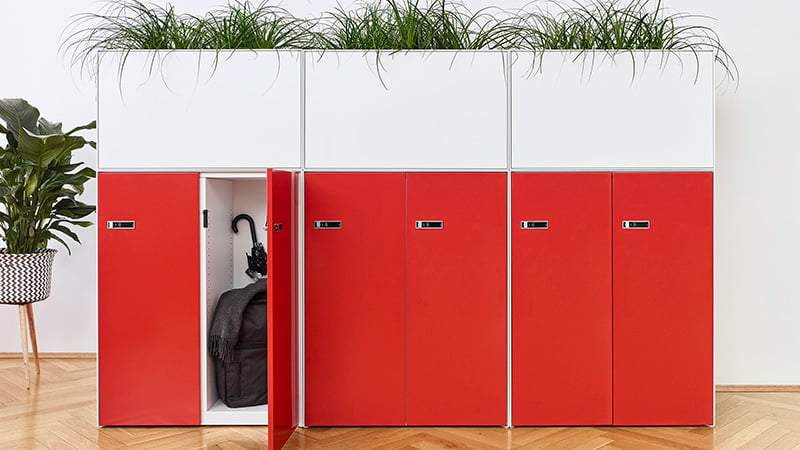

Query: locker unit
[[511, 173, 613, 426], [201, 170, 300, 439], [304, 173, 507, 426], [201, 174, 270, 425], [406, 173, 507, 426], [96, 50, 716, 442], [510, 172, 713, 426], [612, 172, 714, 425], [98, 169, 713, 431], [98, 173, 201, 425], [99, 171, 299, 444], [305, 173, 407, 426]]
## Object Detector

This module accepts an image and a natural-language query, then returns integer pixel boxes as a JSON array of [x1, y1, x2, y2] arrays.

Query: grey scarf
[[208, 279, 267, 362]]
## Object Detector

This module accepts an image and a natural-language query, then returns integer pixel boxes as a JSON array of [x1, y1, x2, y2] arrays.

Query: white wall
[[1, 0, 797, 384], [0, 0, 99, 352], [668, 0, 800, 385]]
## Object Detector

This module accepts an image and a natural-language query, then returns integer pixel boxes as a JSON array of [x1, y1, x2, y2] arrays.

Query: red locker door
[[407, 172, 507, 426], [512, 173, 612, 425], [613, 172, 713, 425], [305, 173, 406, 426], [268, 170, 299, 449], [98, 173, 200, 425]]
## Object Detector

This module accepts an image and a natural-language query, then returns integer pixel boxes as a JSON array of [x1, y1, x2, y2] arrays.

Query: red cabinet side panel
[[512, 173, 612, 425], [305, 173, 407, 426], [407, 172, 507, 426], [613, 172, 714, 425], [98, 173, 200, 425], [268, 170, 299, 449]]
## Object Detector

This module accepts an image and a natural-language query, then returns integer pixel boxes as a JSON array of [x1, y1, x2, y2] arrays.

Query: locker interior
[[201, 174, 269, 425]]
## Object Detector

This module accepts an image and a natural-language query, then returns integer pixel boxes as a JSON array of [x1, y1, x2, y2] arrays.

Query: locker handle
[[521, 220, 548, 230], [416, 220, 443, 230], [107, 220, 135, 230], [314, 221, 342, 230], [622, 220, 650, 230]]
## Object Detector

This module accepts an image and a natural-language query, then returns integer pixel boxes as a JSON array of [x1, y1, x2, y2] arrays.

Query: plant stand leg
[[25, 304, 40, 375], [18, 305, 30, 390]]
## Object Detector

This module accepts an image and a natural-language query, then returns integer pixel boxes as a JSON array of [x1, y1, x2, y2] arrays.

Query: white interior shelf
[[204, 400, 268, 426]]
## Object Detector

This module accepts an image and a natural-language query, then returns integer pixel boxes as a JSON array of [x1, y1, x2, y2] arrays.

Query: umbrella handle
[[232, 214, 259, 246]]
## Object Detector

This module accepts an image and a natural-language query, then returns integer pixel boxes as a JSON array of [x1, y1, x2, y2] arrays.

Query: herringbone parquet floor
[[1, 357, 799, 449]]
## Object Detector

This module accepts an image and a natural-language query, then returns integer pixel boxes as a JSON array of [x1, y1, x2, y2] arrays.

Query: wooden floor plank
[[716, 418, 779, 449], [2, 358, 800, 449], [739, 425, 791, 449], [600, 428, 706, 450], [766, 432, 800, 449]]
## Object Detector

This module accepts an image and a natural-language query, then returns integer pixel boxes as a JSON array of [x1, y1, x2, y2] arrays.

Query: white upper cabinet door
[[98, 50, 301, 170], [511, 51, 714, 169], [305, 51, 508, 169]]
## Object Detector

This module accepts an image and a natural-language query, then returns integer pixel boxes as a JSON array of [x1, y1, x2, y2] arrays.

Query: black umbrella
[[232, 214, 267, 281]]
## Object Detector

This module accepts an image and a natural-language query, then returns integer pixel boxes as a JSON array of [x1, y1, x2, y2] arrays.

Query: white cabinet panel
[[98, 50, 301, 170], [305, 51, 507, 169], [512, 51, 714, 169]]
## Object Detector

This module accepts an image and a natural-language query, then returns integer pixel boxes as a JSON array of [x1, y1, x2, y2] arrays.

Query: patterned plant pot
[[0, 249, 57, 304]]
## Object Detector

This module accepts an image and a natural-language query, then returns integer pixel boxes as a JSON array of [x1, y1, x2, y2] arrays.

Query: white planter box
[[511, 51, 714, 169], [98, 50, 302, 170], [305, 51, 508, 169]]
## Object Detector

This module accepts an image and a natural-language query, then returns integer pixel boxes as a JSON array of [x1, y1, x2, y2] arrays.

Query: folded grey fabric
[[208, 279, 267, 362]]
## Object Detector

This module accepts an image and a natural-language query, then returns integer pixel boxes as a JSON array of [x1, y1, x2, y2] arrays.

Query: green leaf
[[51, 223, 81, 245], [37, 118, 63, 136], [17, 127, 67, 166], [58, 206, 96, 219], [24, 171, 39, 198], [72, 167, 96, 178], [65, 120, 96, 135], [62, 135, 92, 154], [0, 98, 40, 138], [66, 220, 94, 228], [0, 185, 18, 196], [53, 198, 80, 209], [46, 232, 72, 256], [53, 163, 83, 173], [53, 199, 96, 219]]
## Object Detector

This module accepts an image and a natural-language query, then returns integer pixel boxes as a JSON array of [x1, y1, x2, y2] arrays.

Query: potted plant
[[0, 98, 96, 389]]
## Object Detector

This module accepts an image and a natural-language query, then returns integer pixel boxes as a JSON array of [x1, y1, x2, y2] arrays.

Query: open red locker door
[[267, 169, 299, 449], [98, 173, 200, 425]]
